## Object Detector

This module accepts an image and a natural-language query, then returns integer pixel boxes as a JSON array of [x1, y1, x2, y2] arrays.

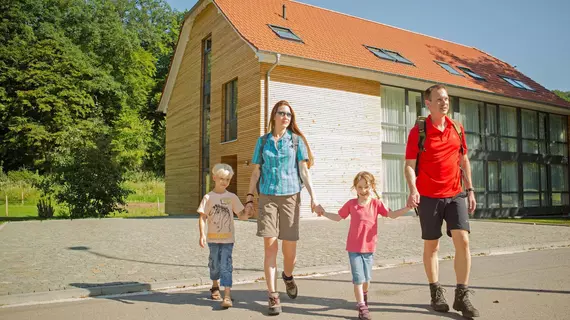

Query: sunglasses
[[276, 111, 292, 118]]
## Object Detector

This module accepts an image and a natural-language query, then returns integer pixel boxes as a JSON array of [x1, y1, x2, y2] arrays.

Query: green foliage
[[553, 90, 570, 103], [0, 0, 182, 176], [37, 197, 55, 219], [46, 119, 132, 219]]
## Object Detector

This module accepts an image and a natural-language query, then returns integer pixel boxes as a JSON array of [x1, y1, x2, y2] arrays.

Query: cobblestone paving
[[1, 217, 569, 295]]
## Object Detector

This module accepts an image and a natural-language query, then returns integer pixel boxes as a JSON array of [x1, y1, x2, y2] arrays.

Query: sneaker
[[430, 284, 450, 312], [209, 286, 222, 300], [268, 292, 282, 315], [453, 288, 480, 318], [282, 271, 298, 299], [357, 302, 371, 320], [220, 296, 233, 309]]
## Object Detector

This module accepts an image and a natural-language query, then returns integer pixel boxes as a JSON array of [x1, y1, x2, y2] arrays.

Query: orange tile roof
[[213, 0, 569, 108]]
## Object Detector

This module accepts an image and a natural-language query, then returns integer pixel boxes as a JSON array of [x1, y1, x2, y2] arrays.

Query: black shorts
[[418, 192, 470, 240]]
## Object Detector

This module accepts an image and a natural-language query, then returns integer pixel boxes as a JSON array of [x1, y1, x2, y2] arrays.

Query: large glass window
[[549, 114, 568, 157], [459, 99, 483, 150], [551, 164, 569, 206], [486, 104, 499, 151], [523, 162, 540, 207], [222, 79, 238, 142], [501, 161, 519, 207], [470, 160, 485, 208], [381, 86, 406, 144], [499, 106, 518, 152], [382, 155, 407, 210], [521, 110, 539, 154]]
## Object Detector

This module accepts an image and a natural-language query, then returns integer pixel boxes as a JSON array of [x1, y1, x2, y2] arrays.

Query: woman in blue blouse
[[245, 100, 321, 315]]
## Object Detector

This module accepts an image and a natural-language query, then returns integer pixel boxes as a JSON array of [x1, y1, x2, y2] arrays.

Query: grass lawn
[[0, 203, 167, 221], [480, 218, 570, 226]]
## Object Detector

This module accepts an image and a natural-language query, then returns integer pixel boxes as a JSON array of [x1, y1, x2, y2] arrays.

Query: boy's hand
[[199, 235, 207, 248]]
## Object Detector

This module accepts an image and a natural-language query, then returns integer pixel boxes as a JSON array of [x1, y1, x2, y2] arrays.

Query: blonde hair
[[352, 171, 380, 199], [268, 100, 315, 168], [212, 163, 234, 179]]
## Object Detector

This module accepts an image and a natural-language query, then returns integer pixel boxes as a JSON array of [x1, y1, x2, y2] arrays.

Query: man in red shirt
[[404, 84, 479, 318]]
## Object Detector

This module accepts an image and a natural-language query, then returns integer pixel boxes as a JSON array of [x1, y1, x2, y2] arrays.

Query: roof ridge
[[290, 0, 481, 53]]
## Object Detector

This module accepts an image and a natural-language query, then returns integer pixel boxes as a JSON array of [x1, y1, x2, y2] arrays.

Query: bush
[[37, 197, 55, 219]]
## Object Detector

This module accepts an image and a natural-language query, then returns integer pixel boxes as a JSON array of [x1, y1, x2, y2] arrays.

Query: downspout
[[265, 53, 281, 133]]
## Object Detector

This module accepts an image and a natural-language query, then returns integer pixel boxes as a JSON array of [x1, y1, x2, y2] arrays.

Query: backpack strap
[[450, 119, 464, 155], [256, 133, 271, 194], [291, 133, 303, 185], [414, 116, 427, 176]]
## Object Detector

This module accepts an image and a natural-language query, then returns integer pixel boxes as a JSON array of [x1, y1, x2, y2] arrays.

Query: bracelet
[[245, 200, 254, 205], [246, 193, 255, 198], [465, 188, 474, 193]]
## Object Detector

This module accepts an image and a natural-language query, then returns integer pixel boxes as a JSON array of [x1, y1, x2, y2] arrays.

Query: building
[[158, 0, 570, 218]]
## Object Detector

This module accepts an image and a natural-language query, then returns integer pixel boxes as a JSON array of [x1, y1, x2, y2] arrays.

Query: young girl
[[318, 171, 411, 320]]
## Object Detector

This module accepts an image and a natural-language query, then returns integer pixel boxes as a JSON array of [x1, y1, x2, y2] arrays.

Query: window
[[382, 155, 408, 210], [486, 104, 499, 151], [521, 109, 539, 154], [459, 99, 483, 150], [222, 79, 238, 142], [366, 46, 413, 65], [458, 66, 485, 80], [499, 106, 518, 152], [381, 86, 406, 144], [201, 37, 212, 196], [501, 161, 519, 207], [551, 164, 569, 206], [523, 162, 540, 207], [268, 25, 302, 42], [501, 76, 534, 91], [549, 114, 568, 157], [435, 61, 462, 76]]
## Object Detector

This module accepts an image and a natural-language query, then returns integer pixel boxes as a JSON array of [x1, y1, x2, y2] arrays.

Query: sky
[[165, 0, 570, 91]]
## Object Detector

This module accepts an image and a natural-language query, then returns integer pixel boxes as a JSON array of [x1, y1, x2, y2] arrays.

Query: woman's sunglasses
[[276, 111, 292, 118]]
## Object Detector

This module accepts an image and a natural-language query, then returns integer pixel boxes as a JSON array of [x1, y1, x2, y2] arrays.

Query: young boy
[[197, 163, 251, 308]]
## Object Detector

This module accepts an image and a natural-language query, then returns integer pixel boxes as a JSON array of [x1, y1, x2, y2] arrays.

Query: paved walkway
[[0, 216, 569, 299], [1, 248, 569, 319]]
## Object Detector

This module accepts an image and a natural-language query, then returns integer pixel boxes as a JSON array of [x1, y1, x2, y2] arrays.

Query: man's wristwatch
[[465, 188, 474, 193]]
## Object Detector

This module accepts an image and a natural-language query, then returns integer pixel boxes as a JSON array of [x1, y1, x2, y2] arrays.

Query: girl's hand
[[199, 235, 206, 248]]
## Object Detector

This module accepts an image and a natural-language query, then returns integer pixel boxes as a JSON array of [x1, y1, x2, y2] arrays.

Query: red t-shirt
[[405, 115, 467, 198], [338, 198, 389, 253]]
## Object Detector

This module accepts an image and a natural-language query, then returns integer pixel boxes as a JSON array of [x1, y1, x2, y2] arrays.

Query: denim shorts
[[348, 252, 374, 284], [208, 243, 234, 287]]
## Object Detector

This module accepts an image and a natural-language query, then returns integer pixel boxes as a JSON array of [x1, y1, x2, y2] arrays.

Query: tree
[[553, 90, 570, 103]]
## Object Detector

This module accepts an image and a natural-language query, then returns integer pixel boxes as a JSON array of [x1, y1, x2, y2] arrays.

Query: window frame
[[222, 78, 238, 143], [268, 25, 303, 42], [366, 46, 414, 65], [434, 61, 463, 76], [457, 66, 486, 80], [500, 75, 535, 91]]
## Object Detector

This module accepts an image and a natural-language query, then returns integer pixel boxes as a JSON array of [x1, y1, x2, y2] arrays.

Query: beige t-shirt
[[197, 191, 245, 243]]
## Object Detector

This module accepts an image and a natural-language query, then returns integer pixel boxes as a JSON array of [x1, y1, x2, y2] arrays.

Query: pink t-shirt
[[338, 198, 389, 253]]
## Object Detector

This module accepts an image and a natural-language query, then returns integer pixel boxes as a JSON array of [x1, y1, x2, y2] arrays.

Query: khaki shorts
[[256, 193, 301, 241]]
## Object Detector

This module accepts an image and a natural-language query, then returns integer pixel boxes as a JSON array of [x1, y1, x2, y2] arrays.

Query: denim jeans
[[348, 252, 373, 284], [208, 243, 234, 287]]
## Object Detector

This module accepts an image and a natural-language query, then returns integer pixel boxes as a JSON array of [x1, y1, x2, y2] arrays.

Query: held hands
[[199, 234, 206, 248], [311, 200, 325, 216], [406, 191, 420, 208]]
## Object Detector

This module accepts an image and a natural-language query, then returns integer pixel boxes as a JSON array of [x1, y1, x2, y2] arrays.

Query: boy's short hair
[[212, 163, 234, 179]]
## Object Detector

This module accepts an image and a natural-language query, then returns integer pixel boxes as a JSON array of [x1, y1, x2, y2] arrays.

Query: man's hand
[[407, 191, 420, 208], [314, 204, 325, 216], [199, 235, 207, 248], [467, 191, 477, 214]]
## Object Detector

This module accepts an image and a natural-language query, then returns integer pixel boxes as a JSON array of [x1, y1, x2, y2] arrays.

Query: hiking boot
[[268, 292, 282, 315], [430, 284, 450, 312], [357, 302, 371, 320], [220, 296, 233, 308], [209, 286, 221, 300], [282, 271, 298, 299], [453, 287, 480, 318]]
